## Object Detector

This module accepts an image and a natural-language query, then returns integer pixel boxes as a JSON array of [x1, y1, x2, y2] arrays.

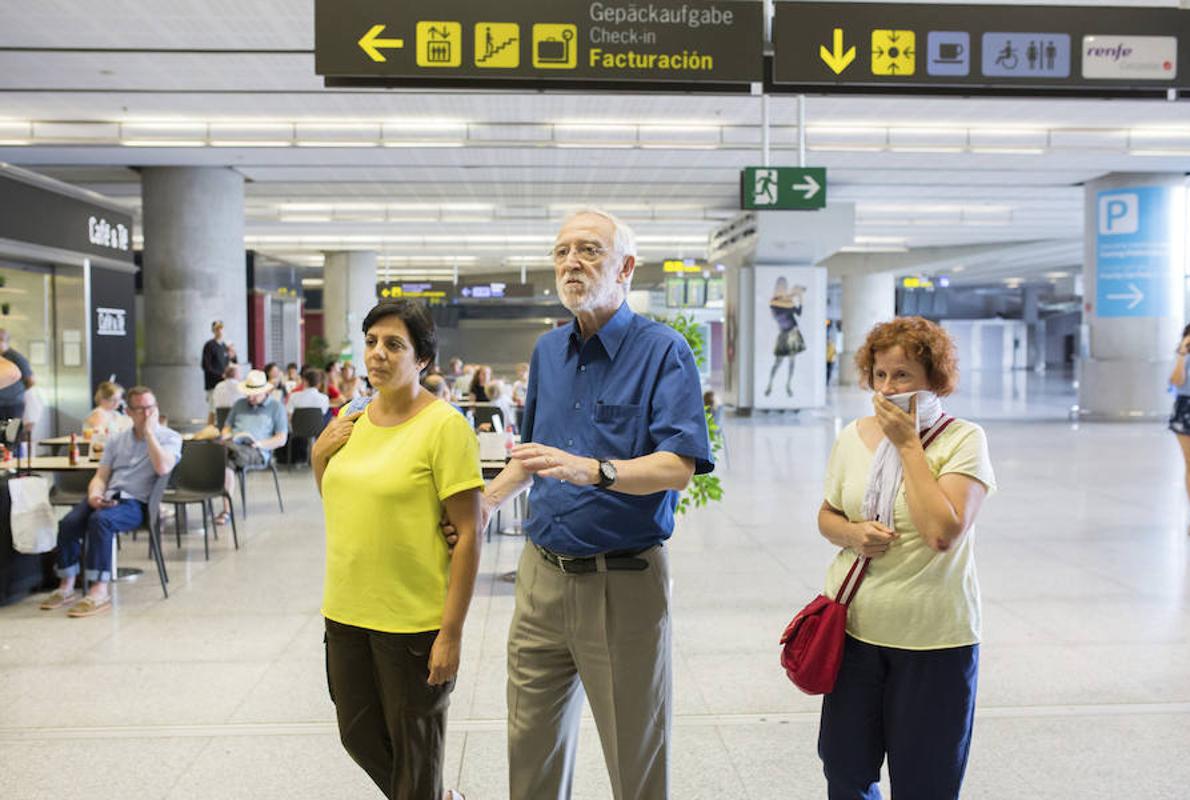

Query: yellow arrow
[[819, 28, 856, 75], [359, 24, 404, 62]]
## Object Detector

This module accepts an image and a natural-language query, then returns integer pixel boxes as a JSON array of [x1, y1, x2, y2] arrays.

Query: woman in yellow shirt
[[816, 317, 995, 800], [314, 299, 483, 800]]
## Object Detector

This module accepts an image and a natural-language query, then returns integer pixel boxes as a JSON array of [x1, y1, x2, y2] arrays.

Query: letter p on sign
[[1098, 192, 1139, 235]]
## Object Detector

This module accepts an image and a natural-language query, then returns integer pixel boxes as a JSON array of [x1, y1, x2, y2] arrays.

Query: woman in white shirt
[[84, 381, 132, 435]]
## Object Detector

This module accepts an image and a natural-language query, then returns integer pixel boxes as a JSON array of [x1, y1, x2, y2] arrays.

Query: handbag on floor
[[779, 553, 868, 695]]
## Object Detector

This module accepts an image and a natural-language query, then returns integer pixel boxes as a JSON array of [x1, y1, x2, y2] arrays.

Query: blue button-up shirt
[[522, 301, 713, 556]]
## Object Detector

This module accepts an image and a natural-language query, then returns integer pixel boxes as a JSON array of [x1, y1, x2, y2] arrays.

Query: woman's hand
[[427, 630, 461, 685], [850, 519, 898, 558], [873, 393, 918, 450], [312, 411, 362, 464]]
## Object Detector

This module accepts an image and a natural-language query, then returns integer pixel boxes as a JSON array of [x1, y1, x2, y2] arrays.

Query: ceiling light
[[301, 278, 325, 287], [210, 140, 292, 147], [121, 140, 206, 147]]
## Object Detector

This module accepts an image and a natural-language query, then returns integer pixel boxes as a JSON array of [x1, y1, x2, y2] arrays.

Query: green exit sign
[[740, 167, 827, 210]]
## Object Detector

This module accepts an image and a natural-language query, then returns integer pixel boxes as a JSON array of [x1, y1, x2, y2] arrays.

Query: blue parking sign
[[1095, 186, 1174, 318]]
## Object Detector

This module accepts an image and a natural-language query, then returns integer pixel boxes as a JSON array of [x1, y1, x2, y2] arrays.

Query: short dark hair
[[361, 300, 437, 366], [301, 368, 322, 387], [286, 362, 298, 371], [126, 386, 155, 406]]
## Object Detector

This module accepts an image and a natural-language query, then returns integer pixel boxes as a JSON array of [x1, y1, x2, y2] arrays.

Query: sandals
[[67, 595, 112, 618], [39, 589, 79, 610], [214, 511, 231, 526]]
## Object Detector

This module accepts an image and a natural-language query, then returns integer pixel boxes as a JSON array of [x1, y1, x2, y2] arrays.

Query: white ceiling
[[1, 0, 1188, 286]]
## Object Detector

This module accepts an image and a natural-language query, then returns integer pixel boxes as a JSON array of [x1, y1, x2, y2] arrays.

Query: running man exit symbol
[[871, 29, 916, 75], [475, 22, 519, 68], [416, 21, 461, 67], [754, 169, 778, 205]]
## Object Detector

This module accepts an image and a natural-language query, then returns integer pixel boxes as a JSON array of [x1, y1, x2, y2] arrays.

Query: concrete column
[[840, 271, 896, 385], [140, 167, 245, 423], [322, 251, 377, 363], [1079, 173, 1187, 418]]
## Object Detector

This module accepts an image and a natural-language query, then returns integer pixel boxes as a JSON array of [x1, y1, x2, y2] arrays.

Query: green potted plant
[[657, 313, 725, 514]]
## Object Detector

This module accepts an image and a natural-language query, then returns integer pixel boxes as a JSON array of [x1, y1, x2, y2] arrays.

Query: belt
[[535, 544, 652, 574]]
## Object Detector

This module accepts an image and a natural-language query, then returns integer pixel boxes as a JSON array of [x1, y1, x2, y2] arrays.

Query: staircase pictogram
[[479, 34, 518, 63]]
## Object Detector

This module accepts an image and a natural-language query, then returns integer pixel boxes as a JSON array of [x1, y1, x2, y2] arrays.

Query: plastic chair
[[285, 407, 326, 469], [234, 450, 284, 519], [163, 440, 238, 560]]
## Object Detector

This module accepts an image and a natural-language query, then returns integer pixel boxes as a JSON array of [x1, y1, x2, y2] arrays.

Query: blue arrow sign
[[1095, 186, 1174, 318]]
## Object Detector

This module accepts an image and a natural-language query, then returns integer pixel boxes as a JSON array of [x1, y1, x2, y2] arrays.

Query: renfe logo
[[1098, 192, 1138, 235], [1082, 35, 1176, 80], [1085, 43, 1132, 61]]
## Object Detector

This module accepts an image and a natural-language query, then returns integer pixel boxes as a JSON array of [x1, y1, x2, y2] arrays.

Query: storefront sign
[[88, 217, 130, 253], [95, 307, 127, 337], [315, 0, 763, 89], [772, 2, 1189, 94], [0, 170, 134, 263]]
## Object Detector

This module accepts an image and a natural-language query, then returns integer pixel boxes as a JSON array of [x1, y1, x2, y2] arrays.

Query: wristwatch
[[596, 459, 617, 489]]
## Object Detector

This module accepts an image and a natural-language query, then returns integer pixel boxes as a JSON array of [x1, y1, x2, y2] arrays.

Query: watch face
[[600, 460, 616, 485]]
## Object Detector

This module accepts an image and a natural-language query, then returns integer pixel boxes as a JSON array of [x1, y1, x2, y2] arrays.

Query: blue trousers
[[54, 498, 145, 583], [818, 635, 979, 800]]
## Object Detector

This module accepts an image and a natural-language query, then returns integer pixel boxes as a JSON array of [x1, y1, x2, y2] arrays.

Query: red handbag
[[780, 414, 955, 695], [778, 554, 868, 695]]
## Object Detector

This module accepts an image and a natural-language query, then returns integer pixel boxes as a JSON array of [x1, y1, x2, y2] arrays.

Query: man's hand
[[440, 497, 494, 551], [144, 405, 160, 437], [510, 443, 597, 485], [88, 494, 116, 511]]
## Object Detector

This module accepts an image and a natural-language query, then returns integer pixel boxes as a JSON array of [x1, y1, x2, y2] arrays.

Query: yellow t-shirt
[[822, 418, 996, 650], [321, 400, 484, 633]]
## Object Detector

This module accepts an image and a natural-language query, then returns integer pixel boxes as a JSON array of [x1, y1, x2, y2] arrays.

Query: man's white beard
[[558, 275, 622, 315]]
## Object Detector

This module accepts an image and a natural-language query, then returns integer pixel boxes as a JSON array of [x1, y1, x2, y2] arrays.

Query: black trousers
[[324, 618, 454, 800]]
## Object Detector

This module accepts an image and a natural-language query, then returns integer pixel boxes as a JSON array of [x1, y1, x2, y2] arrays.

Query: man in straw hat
[[218, 369, 287, 522]]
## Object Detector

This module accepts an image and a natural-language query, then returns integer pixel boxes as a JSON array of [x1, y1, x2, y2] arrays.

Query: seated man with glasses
[[40, 386, 181, 617]]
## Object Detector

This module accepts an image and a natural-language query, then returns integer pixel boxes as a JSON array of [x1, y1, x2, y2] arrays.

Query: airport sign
[[772, 2, 1190, 95], [315, 0, 763, 90], [741, 167, 827, 211]]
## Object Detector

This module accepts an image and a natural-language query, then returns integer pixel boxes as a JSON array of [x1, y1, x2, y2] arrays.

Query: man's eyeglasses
[[127, 404, 156, 414], [551, 242, 608, 264]]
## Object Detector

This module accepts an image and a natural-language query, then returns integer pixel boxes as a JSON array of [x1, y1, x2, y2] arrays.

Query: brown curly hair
[[854, 316, 959, 396]]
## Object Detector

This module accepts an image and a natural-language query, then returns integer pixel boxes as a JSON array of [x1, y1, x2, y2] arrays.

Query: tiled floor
[[3, 372, 1189, 799]]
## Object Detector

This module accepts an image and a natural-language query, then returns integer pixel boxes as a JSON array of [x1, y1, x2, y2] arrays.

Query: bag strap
[[835, 414, 956, 606], [834, 554, 870, 605]]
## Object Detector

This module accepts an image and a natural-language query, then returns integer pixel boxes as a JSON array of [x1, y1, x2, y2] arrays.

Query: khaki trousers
[[507, 544, 672, 800]]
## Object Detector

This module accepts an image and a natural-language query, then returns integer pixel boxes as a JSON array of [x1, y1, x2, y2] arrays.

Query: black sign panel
[[0, 173, 134, 263], [316, 0, 762, 89], [773, 2, 1190, 94], [90, 265, 137, 392]]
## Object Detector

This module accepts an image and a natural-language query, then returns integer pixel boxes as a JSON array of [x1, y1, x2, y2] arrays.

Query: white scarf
[[861, 390, 946, 531]]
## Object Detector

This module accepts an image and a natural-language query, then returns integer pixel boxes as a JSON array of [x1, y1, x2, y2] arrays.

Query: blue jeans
[[54, 498, 145, 583], [818, 635, 979, 800]]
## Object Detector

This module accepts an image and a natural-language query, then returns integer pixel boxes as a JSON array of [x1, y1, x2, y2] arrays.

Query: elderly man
[[218, 369, 287, 521], [40, 386, 181, 617], [479, 209, 713, 799], [0, 328, 34, 422]]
